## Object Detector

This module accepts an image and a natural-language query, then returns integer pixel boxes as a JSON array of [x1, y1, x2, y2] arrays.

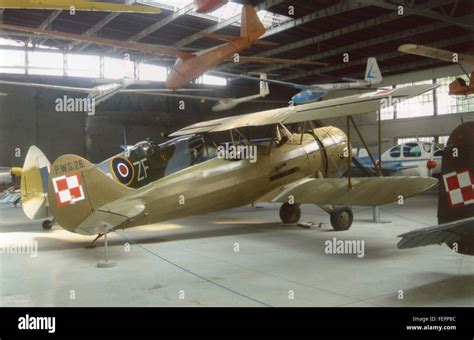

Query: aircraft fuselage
[[108, 126, 348, 230]]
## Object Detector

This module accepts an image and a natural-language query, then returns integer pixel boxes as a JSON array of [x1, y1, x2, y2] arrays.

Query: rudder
[[21, 146, 51, 219], [438, 122, 474, 225], [240, 5, 265, 42], [364, 57, 382, 84]]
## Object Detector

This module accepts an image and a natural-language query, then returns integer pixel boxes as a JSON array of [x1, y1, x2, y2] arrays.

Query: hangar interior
[[0, 0, 473, 307]]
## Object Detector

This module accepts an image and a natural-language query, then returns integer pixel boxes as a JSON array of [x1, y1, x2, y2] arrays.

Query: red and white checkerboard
[[52, 173, 85, 207], [442, 169, 474, 208]]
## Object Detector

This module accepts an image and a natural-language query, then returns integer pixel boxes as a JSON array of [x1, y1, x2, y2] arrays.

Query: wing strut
[[348, 115, 381, 176]]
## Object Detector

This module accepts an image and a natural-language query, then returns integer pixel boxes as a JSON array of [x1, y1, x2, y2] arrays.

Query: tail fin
[[47, 154, 131, 233], [259, 73, 269, 97], [364, 57, 382, 84], [240, 5, 265, 42], [438, 122, 474, 225], [21, 146, 51, 219]]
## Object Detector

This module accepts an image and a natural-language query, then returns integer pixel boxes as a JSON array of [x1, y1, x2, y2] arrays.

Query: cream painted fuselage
[[108, 126, 349, 230]]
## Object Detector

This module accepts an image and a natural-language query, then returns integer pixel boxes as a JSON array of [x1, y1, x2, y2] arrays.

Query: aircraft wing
[[0, 24, 185, 59], [397, 217, 474, 250], [398, 44, 474, 66], [236, 56, 328, 66], [269, 177, 437, 206], [210, 71, 311, 90], [74, 199, 145, 235], [0, 80, 93, 93], [124, 92, 221, 101], [170, 84, 437, 137]]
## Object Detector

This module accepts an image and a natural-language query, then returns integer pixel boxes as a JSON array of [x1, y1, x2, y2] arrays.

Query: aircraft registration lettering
[[133, 158, 149, 182], [54, 160, 85, 174]]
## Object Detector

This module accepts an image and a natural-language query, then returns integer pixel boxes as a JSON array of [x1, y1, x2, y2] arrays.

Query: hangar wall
[[0, 75, 277, 166]]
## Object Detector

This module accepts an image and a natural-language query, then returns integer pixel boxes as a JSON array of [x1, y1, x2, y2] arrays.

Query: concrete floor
[[1, 193, 473, 307]]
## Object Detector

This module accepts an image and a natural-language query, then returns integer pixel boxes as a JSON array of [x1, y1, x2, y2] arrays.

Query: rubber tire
[[330, 206, 353, 231], [279, 203, 301, 224], [42, 220, 53, 230]]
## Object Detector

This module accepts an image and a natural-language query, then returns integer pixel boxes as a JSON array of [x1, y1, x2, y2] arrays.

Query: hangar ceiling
[[0, 0, 473, 84]]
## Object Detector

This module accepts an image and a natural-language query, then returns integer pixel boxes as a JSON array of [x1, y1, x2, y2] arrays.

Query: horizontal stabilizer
[[75, 199, 145, 235], [397, 217, 474, 249], [271, 177, 437, 206]]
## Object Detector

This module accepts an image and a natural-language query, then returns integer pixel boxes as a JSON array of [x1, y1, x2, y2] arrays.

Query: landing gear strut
[[329, 206, 353, 231], [279, 203, 301, 224]]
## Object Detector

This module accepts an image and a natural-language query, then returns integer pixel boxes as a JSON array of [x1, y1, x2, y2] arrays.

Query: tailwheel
[[330, 206, 353, 231], [279, 203, 301, 224], [42, 219, 53, 230]]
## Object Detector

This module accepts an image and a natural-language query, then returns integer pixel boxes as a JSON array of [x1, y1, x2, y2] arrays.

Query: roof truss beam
[[280, 33, 472, 81], [223, 0, 458, 74], [71, 12, 121, 51], [360, 0, 474, 31], [172, 0, 285, 48], [260, 0, 371, 39]]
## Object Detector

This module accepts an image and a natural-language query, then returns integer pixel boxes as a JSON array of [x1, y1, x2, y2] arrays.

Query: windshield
[[159, 135, 216, 176]]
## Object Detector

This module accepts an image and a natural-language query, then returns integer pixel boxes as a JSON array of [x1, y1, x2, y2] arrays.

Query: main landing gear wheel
[[330, 206, 353, 231], [42, 219, 53, 230], [279, 203, 301, 224]]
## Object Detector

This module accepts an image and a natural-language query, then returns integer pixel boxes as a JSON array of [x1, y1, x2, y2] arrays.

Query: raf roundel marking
[[110, 156, 135, 186]]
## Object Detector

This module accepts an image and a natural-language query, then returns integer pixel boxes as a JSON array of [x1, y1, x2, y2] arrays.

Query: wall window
[[397, 137, 435, 145], [395, 80, 435, 118], [28, 51, 63, 76], [104, 57, 134, 79], [195, 73, 227, 86], [438, 135, 450, 145], [138, 63, 167, 82], [0, 50, 25, 74], [436, 75, 474, 114], [67, 54, 100, 78]]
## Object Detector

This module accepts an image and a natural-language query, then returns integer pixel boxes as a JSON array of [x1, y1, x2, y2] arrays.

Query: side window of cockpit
[[188, 136, 205, 162], [389, 145, 401, 158], [403, 143, 422, 157]]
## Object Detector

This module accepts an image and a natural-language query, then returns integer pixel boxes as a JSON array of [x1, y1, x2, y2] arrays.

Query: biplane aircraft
[[398, 122, 474, 255], [0, 5, 326, 90], [20, 84, 440, 241]]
